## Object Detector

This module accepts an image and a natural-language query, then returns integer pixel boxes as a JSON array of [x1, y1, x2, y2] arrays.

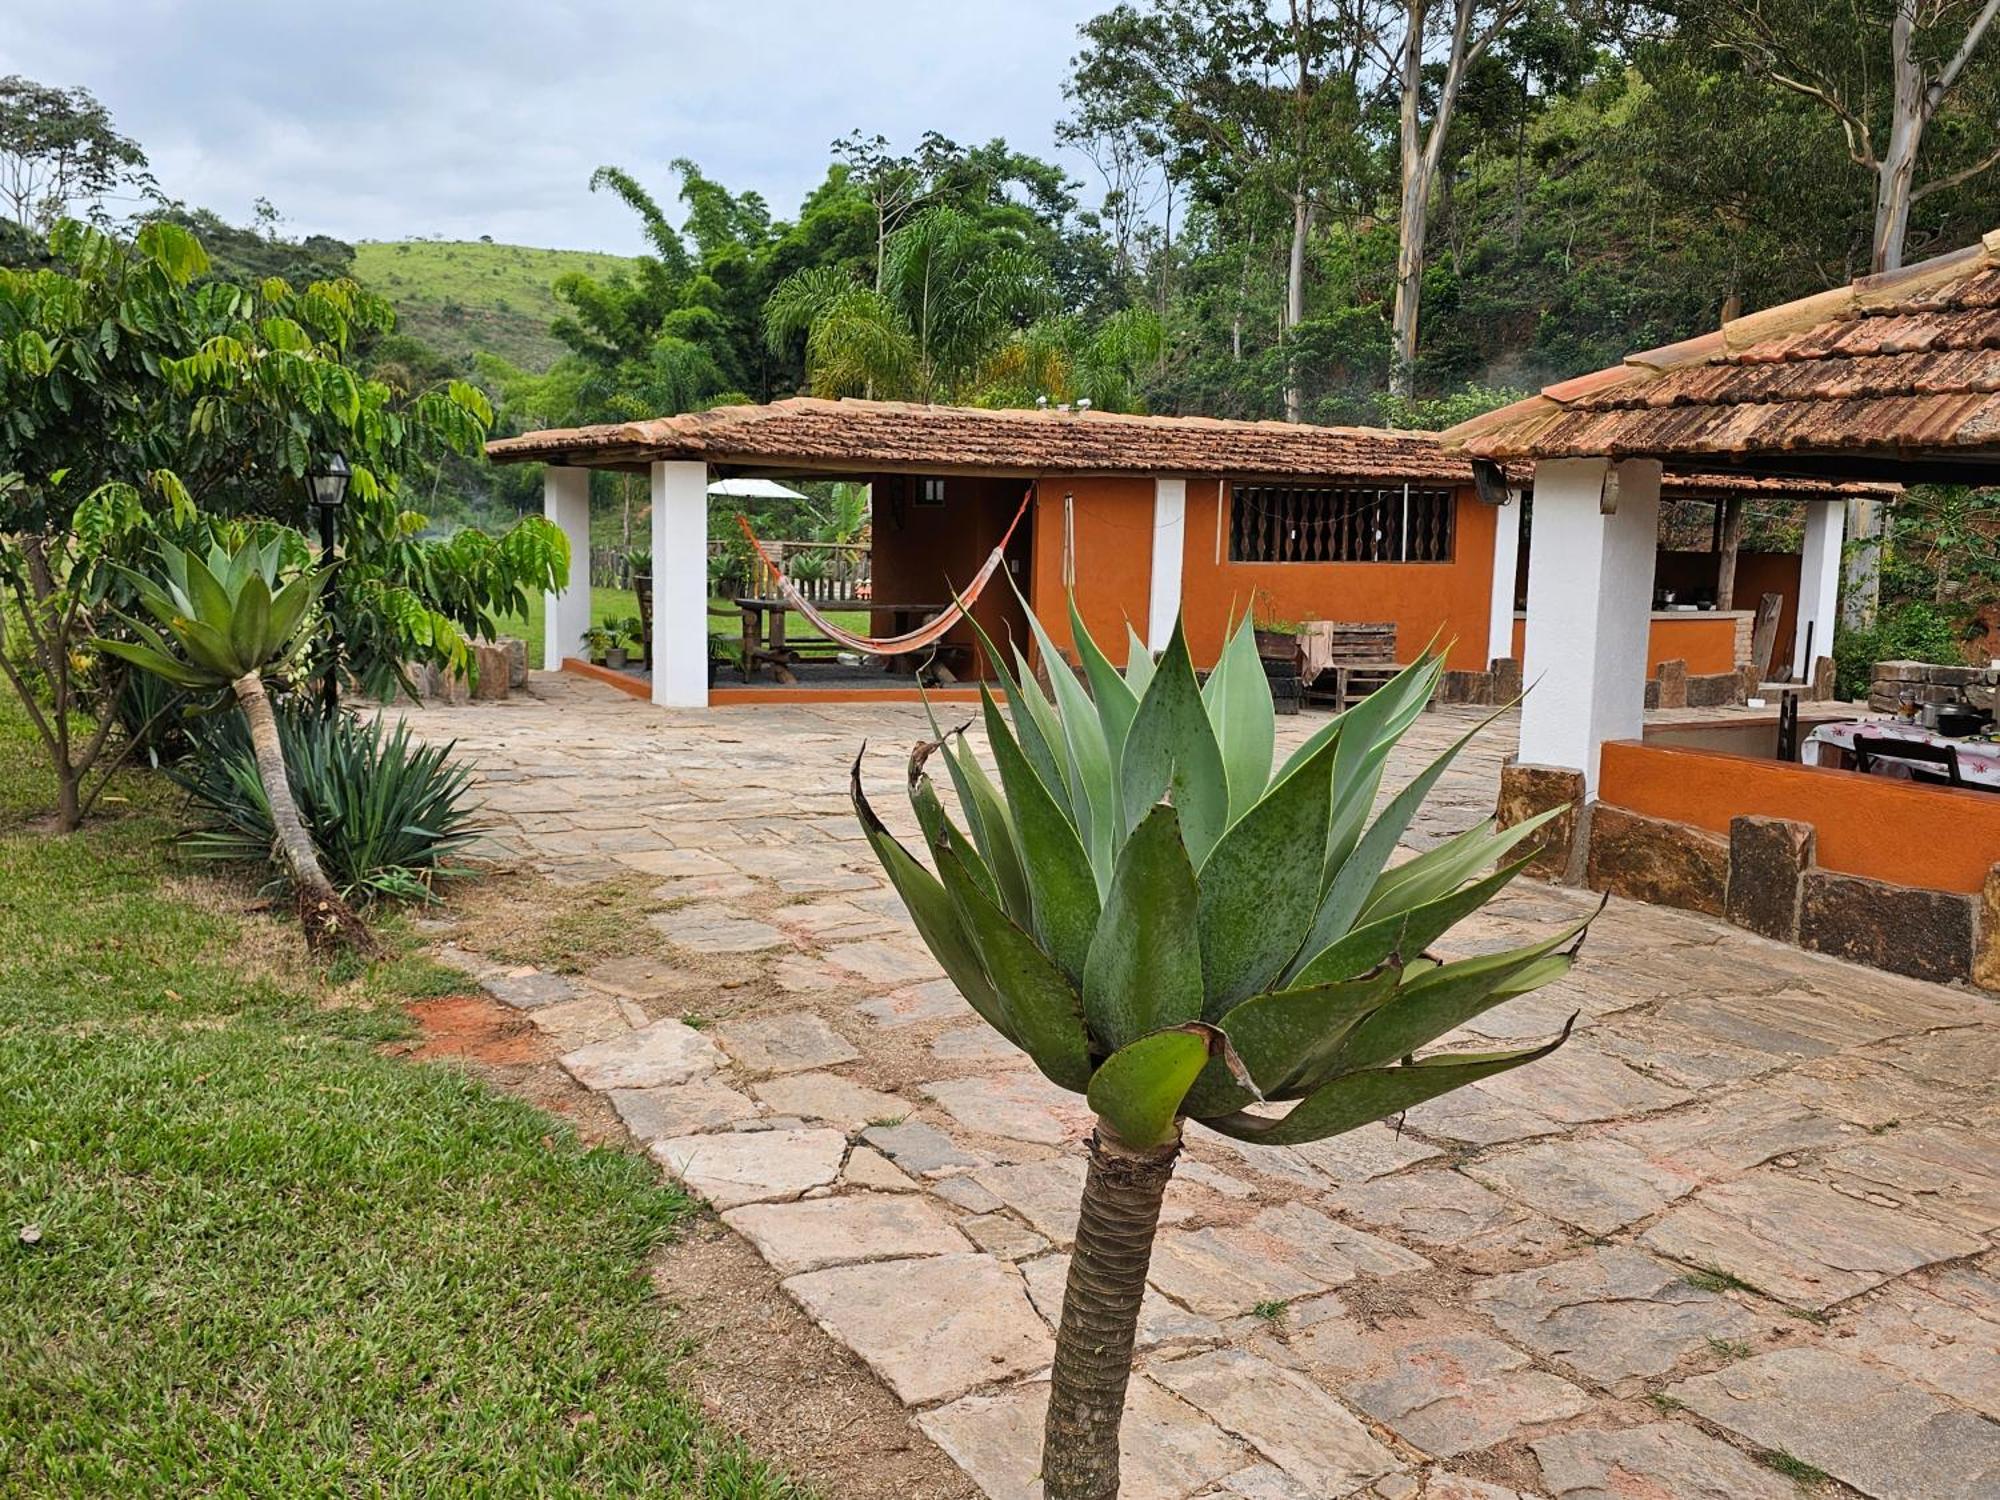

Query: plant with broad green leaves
[[96, 535, 375, 956], [851, 602, 1584, 1500]]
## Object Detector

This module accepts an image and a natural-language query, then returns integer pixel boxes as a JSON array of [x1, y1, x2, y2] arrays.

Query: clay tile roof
[[484, 396, 1476, 482], [1442, 228, 2000, 471]]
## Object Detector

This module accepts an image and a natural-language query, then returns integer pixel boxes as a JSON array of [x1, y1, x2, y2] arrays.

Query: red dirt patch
[[402, 994, 549, 1066]]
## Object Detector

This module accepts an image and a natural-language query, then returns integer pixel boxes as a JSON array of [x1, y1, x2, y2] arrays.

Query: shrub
[[172, 704, 483, 903], [1832, 600, 1972, 700]]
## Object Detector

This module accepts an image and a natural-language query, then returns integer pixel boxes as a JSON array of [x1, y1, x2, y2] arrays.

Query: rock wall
[[1868, 659, 1998, 715]]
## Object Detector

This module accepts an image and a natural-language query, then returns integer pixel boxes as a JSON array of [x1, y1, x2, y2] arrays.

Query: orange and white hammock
[[734, 486, 1033, 656]]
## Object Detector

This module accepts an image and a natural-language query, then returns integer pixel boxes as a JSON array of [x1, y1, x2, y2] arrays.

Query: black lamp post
[[306, 452, 351, 716]]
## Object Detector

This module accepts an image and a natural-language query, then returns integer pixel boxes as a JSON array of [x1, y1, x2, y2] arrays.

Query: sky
[[0, 0, 1103, 253]]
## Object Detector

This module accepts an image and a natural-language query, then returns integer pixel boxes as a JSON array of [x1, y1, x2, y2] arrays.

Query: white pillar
[[1519, 458, 1662, 796], [1793, 499, 1845, 682], [542, 466, 591, 672], [1147, 478, 1187, 653], [650, 459, 710, 708], [1487, 491, 1522, 665]]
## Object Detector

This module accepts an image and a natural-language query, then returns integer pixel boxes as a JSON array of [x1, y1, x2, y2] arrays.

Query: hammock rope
[[735, 485, 1034, 656]]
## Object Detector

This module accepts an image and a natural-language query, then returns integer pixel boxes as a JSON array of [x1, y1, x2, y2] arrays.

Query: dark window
[[1228, 483, 1456, 563]]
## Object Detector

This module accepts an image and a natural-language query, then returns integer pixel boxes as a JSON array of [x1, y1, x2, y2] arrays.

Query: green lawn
[[0, 705, 801, 1495], [497, 590, 871, 667]]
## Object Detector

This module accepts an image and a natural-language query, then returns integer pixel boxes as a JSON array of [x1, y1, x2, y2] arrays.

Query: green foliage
[[1833, 600, 1974, 699], [100, 535, 328, 688], [855, 602, 1585, 1152], [0, 75, 148, 247], [171, 702, 484, 903]]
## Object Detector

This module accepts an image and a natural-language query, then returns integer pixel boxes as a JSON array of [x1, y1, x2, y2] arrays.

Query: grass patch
[[1646, 1392, 1688, 1413], [492, 589, 873, 672], [1682, 1266, 1759, 1296], [1706, 1336, 1754, 1360], [0, 702, 802, 1495], [480, 874, 666, 974], [1759, 1449, 1829, 1487], [1251, 1300, 1288, 1323]]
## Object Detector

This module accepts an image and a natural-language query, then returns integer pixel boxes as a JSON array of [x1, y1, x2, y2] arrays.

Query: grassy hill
[[353, 239, 636, 373]]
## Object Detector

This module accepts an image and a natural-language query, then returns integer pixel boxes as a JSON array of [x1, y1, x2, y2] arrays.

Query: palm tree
[[98, 537, 377, 957], [764, 204, 1046, 402], [852, 604, 1584, 1500]]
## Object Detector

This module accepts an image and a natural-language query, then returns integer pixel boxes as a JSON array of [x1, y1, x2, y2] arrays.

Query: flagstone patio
[[415, 672, 2000, 1500]]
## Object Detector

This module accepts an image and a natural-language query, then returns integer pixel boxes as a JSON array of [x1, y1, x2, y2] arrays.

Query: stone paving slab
[[713, 1010, 860, 1075], [1672, 1345, 2000, 1500], [559, 1017, 725, 1090], [723, 1192, 972, 1274], [652, 1127, 848, 1209], [1529, 1422, 1795, 1500]]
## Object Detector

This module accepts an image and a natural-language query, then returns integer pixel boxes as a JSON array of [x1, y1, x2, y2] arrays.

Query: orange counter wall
[[1509, 613, 1742, 676], [1025, 477, 1154, 665], [1179, 480, 1495, 671], [1598, 739, 2000, 893]]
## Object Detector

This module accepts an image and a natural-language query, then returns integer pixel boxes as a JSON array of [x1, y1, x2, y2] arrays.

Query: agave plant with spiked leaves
[[850, 603, 1586, 1500], [97, 537, 377, 957]]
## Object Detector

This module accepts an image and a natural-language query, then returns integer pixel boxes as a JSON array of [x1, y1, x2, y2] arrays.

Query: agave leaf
[[981, 687, 1099, 984], [172, 615, 245, 680], [1179, 965, 1401, 1118], [943, 730, 1032, 926], [1359, 807, 1559, 928], [910, 743, 1000, 908], [1195, 726, 1338, 1014], [1010, 642, 1077, 813], [851, 750, 1018, 1049], [1069, 595, 1140, 767], [931, 824, 1093, 1092], [1122, 625, 1155, 698], [182, 547, 234, 630], [1083, 804, 1203, 1053], [1320, 656, 1443, 874], [1202, 613, 1275, 826], [1202, 1018, 1576, 1146], [229, 570, 273, 669], [1087, 1025, 1216, 1149], [1291, 856, 1535, 988], [266, 567, 326, 648], [1119, 620, 1227, 861], [1289, 705, 1508, 984], [1019, 609, 1119, 887], [1325, 907, 1595, 1076], [94, 636, 211, 689], [159, 543, 192, 610]]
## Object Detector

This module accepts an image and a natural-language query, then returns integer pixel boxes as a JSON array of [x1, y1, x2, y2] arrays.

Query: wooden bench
[[1301, 622, 1402, 713]]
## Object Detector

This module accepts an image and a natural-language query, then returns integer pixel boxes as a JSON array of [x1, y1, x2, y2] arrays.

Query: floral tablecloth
[[1802, 719, 2000, 789]]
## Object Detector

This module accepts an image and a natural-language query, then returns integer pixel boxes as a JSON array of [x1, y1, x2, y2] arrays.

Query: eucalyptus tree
[[0, 76, 148, 247], [853, 605, 1584, 1499]]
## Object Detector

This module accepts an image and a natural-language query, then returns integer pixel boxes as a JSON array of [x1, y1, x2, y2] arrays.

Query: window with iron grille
[[1228, 483, 1456, 563]]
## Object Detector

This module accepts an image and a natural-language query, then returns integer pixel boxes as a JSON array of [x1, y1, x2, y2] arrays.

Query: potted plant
[[581, 625, 612, 666], [1250, 589, 1300, 662], [607, 615, 645, 671]]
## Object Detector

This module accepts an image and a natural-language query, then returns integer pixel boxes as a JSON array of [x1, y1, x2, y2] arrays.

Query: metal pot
[[1935, 703, 1988, 738]]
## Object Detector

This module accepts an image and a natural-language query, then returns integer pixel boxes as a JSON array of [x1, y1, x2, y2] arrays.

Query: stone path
[[416, 673, 2000, 1500]]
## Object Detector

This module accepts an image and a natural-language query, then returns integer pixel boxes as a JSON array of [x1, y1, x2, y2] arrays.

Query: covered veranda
[[1444, 227, 2000, 987]]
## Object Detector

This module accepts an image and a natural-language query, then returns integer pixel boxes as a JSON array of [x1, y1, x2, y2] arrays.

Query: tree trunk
[[1042, 1124, 1181, 1500], [1283, 193, 1309, 422], [231, 672, 376, 959], [54, 766, 81, 835], [1873, 3, 1926, 274], [1715, 496, 1744, 610], [1843, 496, 1885, 630], [1389, 0, 1431, 399]]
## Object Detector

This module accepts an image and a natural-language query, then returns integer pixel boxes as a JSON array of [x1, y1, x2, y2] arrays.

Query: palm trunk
[[1042, 1124, 1181, 1500], [231, 672, 375, 958]]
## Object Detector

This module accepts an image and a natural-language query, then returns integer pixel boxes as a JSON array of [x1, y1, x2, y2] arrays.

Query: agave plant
[[96, 536, 377, 956], [851, 604, 1585, 1500]]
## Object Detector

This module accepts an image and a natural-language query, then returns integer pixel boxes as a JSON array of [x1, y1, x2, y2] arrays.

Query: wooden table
[[733, 598, 948, 684], [1803, 719, 2000, 790]]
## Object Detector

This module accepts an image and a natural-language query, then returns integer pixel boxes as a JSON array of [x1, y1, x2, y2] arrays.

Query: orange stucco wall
[[1025, 477, 1155, 665], [1178, 479, 1495, 671], [1509, 614, 1741, 676], [869, 473, 1032, 678], [1598, 739, 2000, 894]]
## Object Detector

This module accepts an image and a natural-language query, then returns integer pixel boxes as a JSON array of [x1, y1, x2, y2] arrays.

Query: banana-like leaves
[[853, 598, 1589, 1156]]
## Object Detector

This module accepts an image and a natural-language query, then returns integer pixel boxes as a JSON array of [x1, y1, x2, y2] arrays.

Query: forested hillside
[[353, 240, 636, 371]]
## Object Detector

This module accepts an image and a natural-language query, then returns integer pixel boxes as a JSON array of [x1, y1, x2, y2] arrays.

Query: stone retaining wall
[[1497, 762, 1999, 990], [1440, 657, 1751, 711], [1868, 658, 1998, 715]]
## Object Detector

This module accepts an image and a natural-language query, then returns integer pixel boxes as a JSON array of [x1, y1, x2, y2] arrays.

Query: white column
[[1147, 477, 1187, 653], [1519, 458, 1662, 796], [1487, 491, 1522, 665], [542, 466, 592, 672], [650, 459, 710, 709], [1793, 499, 1845, 682]]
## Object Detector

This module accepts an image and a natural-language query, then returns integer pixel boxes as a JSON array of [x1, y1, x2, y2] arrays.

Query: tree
[[0, 218, 563, 828], [99, 536, 377, 957], [0, 77, 149, 246], [853, 605, 1587, 1499], [1386, 0, 1531, 396]]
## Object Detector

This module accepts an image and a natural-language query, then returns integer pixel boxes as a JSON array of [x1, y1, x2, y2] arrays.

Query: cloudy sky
[[1, 1, 1101, 252]]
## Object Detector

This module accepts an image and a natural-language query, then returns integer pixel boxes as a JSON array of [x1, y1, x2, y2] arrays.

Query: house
[[484, 397, 1878, 707]]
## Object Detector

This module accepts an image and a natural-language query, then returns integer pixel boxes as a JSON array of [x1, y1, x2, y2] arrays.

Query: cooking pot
[[1934, 703, 1989, 738]]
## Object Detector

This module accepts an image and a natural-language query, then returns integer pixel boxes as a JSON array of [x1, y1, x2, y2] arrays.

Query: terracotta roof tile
[[1444, 228, 2000, 467]]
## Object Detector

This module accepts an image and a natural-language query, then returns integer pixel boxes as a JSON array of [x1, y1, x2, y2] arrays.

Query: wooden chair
[[1852, 733, 1964, 787], [1301, 622, 1402, 713]]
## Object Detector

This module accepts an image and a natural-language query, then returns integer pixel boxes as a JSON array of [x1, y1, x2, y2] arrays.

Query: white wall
[[1487, 492, 1522, 666], [650, 459, 711, 708], [542, 466, 592, 672], [1794, 499, 1845, 682], [1147, 478, 1187, 652], [1518, 458, 1662, 795]]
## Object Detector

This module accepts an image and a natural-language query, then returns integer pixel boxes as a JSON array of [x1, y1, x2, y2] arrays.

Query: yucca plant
[[173, 704, 483, 905], [96, 536, 377, 956], [851, 604, 1586, 1500]]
